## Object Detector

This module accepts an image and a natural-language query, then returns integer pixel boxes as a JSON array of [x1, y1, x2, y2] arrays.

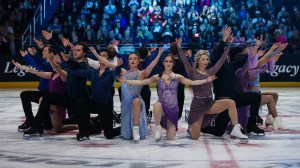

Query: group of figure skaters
[[14, 27, 288, 143]]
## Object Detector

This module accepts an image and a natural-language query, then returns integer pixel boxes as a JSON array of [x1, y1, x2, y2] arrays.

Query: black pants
[[177, 85, 185, 119], [20, 90, 52, 129], [77, 98, 120, 139], [118, 85, 152, 115], [201, 92, 261, 136], [32, 92, 78, 127]]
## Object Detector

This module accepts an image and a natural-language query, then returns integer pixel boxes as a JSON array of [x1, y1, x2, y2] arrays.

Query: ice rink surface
[[0, 88, 299, 168]]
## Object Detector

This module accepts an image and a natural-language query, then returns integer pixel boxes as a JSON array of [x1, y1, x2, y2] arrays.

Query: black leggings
[[32, 92, 78, 127], [77, 98, 120, 139], [177, 85, 185, 119], [20, 90, 52, 129], [201, 92, 261, 136]]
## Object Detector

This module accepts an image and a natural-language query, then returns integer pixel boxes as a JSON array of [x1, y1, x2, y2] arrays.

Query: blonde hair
[[194, 50, 210, 69]]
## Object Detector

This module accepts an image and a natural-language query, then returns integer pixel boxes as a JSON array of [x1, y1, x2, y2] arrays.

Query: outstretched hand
[[207, 75, 217, 82], [117, 58, 123, 66], [279, 43, 288, 51], [27, 47, 37, 56], [33, 38, 44, 49], [88, 46, 97, 55], [11, 59, 21, 68], [186, 49, 192, 57], [117, 76, 126, 83], [255, 35, 263, 48], [42, 30, 53, 40], [222, 27, 232, 42], [258, 50, 266, 57], [19, 50, 28, 57], [61, 37, 71, 47], [176, 38, 182, 47]]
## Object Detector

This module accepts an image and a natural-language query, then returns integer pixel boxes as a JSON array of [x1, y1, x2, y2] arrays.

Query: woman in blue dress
[[118, 48, 164, 141]]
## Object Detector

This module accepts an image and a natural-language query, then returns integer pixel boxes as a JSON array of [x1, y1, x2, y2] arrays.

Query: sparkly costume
[[157, 77, 179, 130], [179, 45, 230, 127], [121, 70, 147, 139]]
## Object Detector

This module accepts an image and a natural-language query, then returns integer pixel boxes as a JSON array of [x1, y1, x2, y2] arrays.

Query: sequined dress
[[120, 70, 147, 139], [179, 46, 230, 127], [157, 78, 179, 130]]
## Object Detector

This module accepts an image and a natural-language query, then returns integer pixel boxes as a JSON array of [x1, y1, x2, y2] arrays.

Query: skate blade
[[18, 129, 26, 132], [247, 132, 265, 136], [228, 138, 248, 144], [23, 133, 43, 137], [155, 137, 162, 142]]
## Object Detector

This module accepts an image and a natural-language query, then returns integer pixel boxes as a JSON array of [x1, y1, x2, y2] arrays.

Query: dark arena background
[[0, 0, 300, 168]]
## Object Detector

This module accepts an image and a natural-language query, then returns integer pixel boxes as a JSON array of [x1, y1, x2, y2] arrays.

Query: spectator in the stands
[[49, 18, 62, 34], [104, 0, 116, 16]]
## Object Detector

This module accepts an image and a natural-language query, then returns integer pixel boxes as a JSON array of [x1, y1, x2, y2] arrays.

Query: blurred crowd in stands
[[1, 0, 300, 56]]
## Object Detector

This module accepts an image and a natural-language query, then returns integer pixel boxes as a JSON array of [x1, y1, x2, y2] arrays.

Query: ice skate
[[147, 109, 152, 123], [18, 120, 32, 132], [273, 117, 287, 130], [155, 125, 162, 142], [133, 126, 140, 143], [23, 127, 44, 137], [76, 133, 90, 141], [256, 115, 264, 126], [265, 115, 274, 127], [247, 124, 265, 136], [230, 124, 248, 143], [113, 111, 121, 124], [184, 109, 189, 122]]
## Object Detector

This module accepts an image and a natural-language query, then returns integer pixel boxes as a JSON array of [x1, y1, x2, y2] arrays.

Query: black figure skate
[[23, 127, 44, 136], [18, 120, 32, 132]]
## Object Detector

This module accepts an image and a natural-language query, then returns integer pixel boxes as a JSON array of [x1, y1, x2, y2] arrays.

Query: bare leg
[[189, 117, 203, 140], [153, 102, 165, 125], [263, 92, 278, 105], [132, 98, 142, 126], [208, 99, 238, 125], [153, 102, 165, 141], [166, 119, 176, 140], [50, 105, 77, 133], [261, 95, 278, 117], [189, 99, 238, 140]]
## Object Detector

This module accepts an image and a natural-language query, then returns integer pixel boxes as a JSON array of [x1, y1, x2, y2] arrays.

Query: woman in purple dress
[[119, 55, 217, 141], [177, 33, 247, 140]]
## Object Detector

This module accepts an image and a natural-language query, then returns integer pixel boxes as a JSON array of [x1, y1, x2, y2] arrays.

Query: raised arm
[[207, 41, 231, 75], [89, 46, 117, 70], [87, 58, 100, 69], [141, 47, 164, 79], [20, 50, 43, 70], [256, 42, 280, 68], [177, 38, 193, 77], [12, 60, 51, 79], [210, 27, 231, 66], [177, 74, 216, 85], [49, 55, 67, 82]]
